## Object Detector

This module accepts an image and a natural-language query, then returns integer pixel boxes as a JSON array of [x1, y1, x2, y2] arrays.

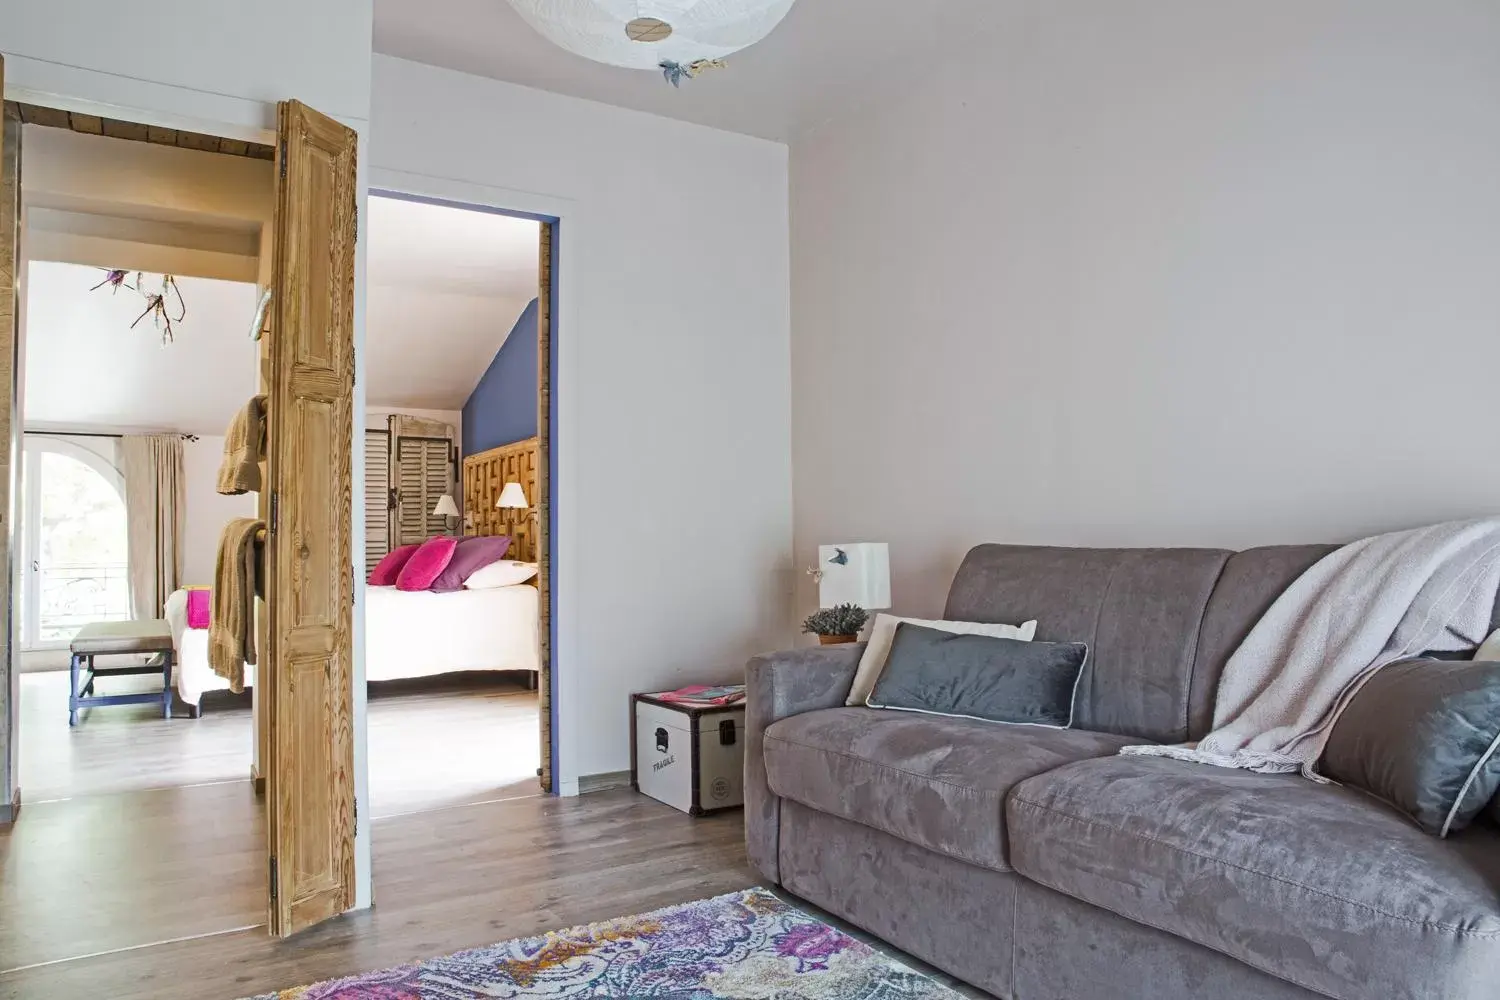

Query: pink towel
[[186, 588, 211, 630]]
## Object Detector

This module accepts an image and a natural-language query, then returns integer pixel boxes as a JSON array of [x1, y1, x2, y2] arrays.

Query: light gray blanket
[[1122, 517, 1500, 776]]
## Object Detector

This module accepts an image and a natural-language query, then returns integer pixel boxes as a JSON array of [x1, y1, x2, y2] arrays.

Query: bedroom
[[360, 192, 546, 813]]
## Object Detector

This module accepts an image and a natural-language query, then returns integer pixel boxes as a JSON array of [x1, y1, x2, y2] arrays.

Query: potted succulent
[[802, 603, 870, 645]]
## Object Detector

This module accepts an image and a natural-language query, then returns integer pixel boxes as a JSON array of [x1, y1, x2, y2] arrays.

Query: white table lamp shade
[[431, 495, 460, 518], [497, 482, 530, 509], [817, 543, 891, 610]]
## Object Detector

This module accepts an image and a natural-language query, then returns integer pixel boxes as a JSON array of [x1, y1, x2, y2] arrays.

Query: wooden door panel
[[266, 99, 356, 937], [0, 59, 20, 819], [290, 395, 338, 627]]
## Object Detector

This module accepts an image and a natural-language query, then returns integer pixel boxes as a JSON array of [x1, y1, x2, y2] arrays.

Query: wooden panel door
[[264, 100, 357, 936], [0, 59, 21, 822]]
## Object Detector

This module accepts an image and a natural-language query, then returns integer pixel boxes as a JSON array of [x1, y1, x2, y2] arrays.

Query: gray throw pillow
[[866, 622, 1087, 728], [1321, 657, 1500, 837]]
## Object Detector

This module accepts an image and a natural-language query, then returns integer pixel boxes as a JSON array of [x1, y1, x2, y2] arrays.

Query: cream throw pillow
[[846, 613, 1039, 707], [1478, 628, 1500, 662], [464, 560, 539, 589]]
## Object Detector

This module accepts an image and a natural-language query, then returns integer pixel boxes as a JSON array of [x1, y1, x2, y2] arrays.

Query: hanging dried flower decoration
[[90, 269, 187, 345], [89, 268, 135, 294], [131, 274, 186, 344], [659, 58, 727, 88]]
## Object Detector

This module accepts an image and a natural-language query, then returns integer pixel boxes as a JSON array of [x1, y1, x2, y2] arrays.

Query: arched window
[[19, 437, 131, 648]]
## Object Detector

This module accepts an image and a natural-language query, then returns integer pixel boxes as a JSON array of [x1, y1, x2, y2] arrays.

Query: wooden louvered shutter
[[393, 437, 452, 544], [363, 430, 390, 566]]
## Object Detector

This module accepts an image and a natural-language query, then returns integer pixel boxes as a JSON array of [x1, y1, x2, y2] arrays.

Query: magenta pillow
[[368, 544, 420, 586], [395, 537, 459, 591], [186, 588, 211, 629], [429, 535, 512, 593]]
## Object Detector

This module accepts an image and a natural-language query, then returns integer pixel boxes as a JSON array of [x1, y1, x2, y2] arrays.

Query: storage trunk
[[631, 693, 745, 815]]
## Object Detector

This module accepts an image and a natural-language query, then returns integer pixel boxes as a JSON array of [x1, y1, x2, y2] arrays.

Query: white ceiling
[[374, 0, 1020, 142], [24, 262, 259, 435], [365, 195, 539, 410]]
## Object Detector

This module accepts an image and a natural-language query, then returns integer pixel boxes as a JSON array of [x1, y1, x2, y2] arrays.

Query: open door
[[264, 100, 358, 936], [0, 58, 22, 826]]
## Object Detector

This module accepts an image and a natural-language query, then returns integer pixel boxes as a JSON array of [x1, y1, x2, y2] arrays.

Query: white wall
[[372, 56, 793, 784], [0, 0, 371, 131], [790, 0, 1500, 618], [182, 435, 258, 586]]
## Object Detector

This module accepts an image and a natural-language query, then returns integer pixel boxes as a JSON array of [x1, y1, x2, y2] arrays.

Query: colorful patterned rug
[[245, 888, 964, 999]]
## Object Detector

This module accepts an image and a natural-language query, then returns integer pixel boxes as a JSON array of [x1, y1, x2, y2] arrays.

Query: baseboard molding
[[577, 770, 632, 795], [0, 788, 20, 826]]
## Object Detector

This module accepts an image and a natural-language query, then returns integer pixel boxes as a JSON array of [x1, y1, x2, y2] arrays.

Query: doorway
[[359, 191, 551, 817], [0, 104, 276, 968], [0, 88, 364, 948], [361, 193, 558, 821]]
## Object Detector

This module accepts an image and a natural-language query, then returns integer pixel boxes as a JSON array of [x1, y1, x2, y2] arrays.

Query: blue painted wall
[[463, 298, 538, 456]]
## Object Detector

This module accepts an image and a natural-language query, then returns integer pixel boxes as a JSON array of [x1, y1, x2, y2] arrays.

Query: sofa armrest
[[744, 643, 864, 883]]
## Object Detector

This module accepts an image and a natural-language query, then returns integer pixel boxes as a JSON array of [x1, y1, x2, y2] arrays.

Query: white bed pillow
[[1478, 628, 1500, 661], [464, 559, 539, 590], [845, 613, 1039, 707]]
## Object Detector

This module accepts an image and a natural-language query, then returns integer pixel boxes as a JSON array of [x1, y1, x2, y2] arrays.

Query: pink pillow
[[395, 536, 459, 591], [429, 536, 511, 593], [186, 588, 211, 629], [368, 544, 420, 586]]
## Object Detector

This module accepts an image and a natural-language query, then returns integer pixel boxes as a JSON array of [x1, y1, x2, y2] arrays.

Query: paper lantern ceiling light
[[506, 0, 798, 76]]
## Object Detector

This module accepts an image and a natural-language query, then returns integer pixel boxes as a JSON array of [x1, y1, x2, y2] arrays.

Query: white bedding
[[164, 589, 253, 708], [164, 583, 539, 706], [364, 583, 540, 682]]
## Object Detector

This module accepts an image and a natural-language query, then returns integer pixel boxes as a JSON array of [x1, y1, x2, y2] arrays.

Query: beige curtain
[[121, 434, 185, 620]]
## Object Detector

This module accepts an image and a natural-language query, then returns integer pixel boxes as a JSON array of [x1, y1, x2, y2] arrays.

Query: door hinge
[[278, 144, 287, 180], [269, 492, 280, 536], [269, 856, 279, 901], [353, 797, 358, 838]]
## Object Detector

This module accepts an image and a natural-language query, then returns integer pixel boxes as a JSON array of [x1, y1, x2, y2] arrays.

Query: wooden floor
[[1, 670, 558, 988], [18, 670, 541, 816], [0, 789, 755, 1000], [0, 780, 266, 970]]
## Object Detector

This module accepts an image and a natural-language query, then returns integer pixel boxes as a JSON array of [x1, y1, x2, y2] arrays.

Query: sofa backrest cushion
[[945, 545, 1231, 742], [1188, 544, 1338, 740]]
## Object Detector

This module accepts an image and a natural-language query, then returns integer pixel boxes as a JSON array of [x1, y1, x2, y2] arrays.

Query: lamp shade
[[506, 0, 798, 71], [817, 543, 891, 610], [431, 495, 460, 518], [497, 482, 530, 510]]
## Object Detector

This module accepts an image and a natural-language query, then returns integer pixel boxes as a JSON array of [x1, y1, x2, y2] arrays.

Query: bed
[[364, 582, 540, 683], [164, 579, 540, 712], [164, 587, 249, 712]]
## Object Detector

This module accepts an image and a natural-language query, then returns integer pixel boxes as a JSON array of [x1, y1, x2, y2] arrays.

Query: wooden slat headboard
[[462, 436, 539, 562]]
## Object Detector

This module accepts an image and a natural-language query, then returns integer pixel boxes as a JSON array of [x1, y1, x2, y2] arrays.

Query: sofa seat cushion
[[763, 707, 1136, 872], [1007, 756, 1500, 1000]]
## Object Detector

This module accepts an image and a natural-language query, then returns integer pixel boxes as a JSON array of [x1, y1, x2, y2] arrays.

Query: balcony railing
[[34, 561, 131, 642]]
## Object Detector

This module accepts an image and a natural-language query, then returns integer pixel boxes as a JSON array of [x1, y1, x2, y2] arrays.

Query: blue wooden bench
[[69, 620, 175, 726]]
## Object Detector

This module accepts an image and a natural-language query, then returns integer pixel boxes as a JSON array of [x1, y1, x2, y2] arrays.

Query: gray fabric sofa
[[745, 544, 1500, 1000]]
